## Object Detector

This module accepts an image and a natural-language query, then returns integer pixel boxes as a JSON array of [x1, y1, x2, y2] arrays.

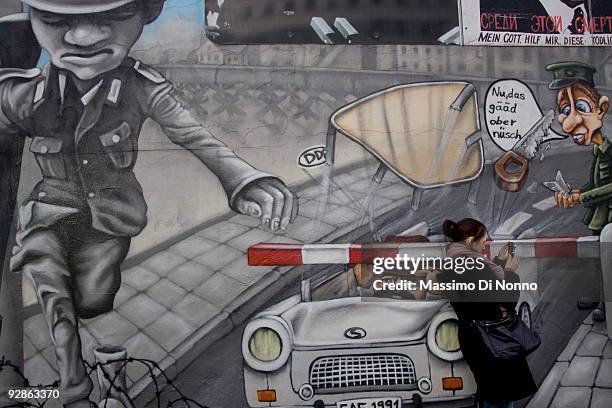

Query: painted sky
[[141, 0, 205, 44]]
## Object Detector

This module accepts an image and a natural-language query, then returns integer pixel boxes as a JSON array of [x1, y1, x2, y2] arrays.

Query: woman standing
[[442, 218, 537, 408]]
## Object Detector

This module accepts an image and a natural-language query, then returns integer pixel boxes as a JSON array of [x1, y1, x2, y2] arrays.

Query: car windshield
[[311, 265, 445, 302]]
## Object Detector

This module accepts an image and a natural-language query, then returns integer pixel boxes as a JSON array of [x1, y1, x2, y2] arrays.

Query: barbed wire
[[0, 356, 209, 408]]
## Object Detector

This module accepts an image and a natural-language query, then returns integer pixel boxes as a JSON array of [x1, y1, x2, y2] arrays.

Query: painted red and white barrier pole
[[248, 237, 600, 266]]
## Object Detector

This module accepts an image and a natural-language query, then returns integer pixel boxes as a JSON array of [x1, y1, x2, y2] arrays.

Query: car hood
[[279, 297, 449, 347]]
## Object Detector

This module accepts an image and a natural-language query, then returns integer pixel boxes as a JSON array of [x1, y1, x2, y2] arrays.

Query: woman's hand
[[497, 242, 512, 262], [505, 254, 519, 271]]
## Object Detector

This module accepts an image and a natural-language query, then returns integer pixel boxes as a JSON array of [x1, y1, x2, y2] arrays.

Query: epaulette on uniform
[[133, 60, 166, 84], [0, 68, 42, 84]]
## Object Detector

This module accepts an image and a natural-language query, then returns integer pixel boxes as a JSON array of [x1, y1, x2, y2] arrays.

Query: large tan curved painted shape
[[332, 82, 484, 189]]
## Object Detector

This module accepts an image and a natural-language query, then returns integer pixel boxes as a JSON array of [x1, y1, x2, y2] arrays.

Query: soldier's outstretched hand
[[234, 178, 298, 231]]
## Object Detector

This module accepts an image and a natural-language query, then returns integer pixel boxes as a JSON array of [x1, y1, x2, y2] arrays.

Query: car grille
[[309, 354, 417, 393]]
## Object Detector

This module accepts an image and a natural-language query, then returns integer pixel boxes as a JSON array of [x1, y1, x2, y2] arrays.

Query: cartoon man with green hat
[[1, 1, 297, 405], [548, 61, 609, 322]]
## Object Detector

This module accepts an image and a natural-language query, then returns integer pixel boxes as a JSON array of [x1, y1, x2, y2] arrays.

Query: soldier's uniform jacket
[[0, 57, 272, 237], [581, 137, 612, 231]]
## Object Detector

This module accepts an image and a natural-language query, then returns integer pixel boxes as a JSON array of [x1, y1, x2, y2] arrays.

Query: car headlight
[[242, 317, 292, 371], [435, 319, 460, 352], [427, 311, 463, 361], [249, 328, 282, 361]]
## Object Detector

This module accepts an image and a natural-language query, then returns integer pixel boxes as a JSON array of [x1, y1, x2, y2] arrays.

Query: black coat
[[442, 243, 537, 403]]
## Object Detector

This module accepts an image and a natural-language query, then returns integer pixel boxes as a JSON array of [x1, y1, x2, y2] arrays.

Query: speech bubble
[[485, 79, 565, 152]]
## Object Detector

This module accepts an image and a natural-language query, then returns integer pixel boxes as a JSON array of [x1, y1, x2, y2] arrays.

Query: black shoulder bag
[[473, 312, 541, 360]]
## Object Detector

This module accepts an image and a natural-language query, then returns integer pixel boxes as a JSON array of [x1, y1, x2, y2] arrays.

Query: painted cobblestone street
[[527, 311, 612, 408]]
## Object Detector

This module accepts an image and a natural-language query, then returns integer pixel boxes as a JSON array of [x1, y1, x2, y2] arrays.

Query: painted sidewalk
[[527, 312, 612, 408]]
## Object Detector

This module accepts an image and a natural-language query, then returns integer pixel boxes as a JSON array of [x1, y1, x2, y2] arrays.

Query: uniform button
[[38, 191, 47, 198], [40, 146, 48, 154], [88, 192, 95, 198], [112, 134, 121, 144], [82, 159, 89, 165]]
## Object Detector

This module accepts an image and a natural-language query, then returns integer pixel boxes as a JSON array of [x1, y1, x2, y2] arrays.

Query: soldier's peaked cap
[[22, 0, 164, 15], [545, 61, 597, 90]]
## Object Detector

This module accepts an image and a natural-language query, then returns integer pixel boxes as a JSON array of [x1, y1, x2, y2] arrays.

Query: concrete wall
[[16, 45, 612, 260]]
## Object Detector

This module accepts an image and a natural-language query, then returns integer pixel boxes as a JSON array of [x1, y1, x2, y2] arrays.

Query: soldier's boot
[[94, 345, 133, 408], [593, 303, 606, 322]]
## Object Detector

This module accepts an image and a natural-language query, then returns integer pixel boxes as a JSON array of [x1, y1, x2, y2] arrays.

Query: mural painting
[[0, 1, 610, 408]]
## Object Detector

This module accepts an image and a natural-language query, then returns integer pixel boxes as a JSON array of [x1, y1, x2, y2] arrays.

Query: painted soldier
[[1, 0, 297, 406], [548, 61, 608, 322]]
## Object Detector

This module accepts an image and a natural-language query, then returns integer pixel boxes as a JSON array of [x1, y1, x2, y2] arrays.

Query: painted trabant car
[[242, 270, 478, 408]]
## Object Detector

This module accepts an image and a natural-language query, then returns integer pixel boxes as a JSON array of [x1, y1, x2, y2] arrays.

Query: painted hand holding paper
[[485, 79, 564, 152]]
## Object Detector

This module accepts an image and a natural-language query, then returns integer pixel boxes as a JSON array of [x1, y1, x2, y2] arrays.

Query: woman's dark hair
[[443, 218, 487, 242]]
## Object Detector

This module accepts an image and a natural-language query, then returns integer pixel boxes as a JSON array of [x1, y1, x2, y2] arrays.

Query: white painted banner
[[459, 0, 612, 46]]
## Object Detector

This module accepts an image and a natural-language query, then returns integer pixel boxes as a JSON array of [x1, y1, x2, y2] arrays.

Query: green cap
[[545, 61, 597, 90]]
